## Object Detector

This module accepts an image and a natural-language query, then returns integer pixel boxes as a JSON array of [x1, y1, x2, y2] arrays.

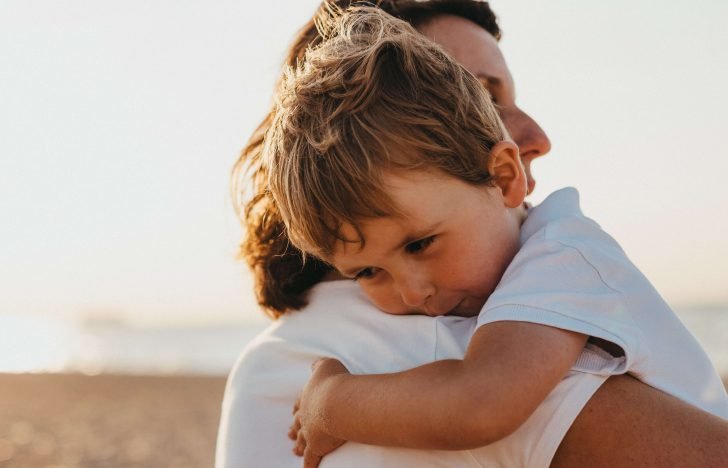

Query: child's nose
[[398, 277, 435, 309]]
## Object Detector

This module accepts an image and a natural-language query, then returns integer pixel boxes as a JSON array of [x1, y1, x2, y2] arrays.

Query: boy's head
[[266, 6, 528, 316]]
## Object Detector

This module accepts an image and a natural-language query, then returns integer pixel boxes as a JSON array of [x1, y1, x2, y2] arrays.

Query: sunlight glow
[[0, 315, 75, 373]]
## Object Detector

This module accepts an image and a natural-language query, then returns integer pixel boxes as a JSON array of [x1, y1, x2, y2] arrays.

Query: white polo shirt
[[215, 187, 727, 468], [216, 280, 607, 468], [478, 187, 728, 418]]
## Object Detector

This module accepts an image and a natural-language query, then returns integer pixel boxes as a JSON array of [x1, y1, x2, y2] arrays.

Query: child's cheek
[[361, 283, 409, 315]]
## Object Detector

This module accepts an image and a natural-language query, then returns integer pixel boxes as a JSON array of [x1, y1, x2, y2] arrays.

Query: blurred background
[[1, 0, 726, 466]]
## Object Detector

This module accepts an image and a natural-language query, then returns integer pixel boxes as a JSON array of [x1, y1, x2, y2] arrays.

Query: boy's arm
[[292, 321, 586, 458]]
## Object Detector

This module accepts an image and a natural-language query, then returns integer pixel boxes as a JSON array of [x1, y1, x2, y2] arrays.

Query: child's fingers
[[303, 449, 323, 468], [288, 416, 302, 440], [294, 431, 306, 457]]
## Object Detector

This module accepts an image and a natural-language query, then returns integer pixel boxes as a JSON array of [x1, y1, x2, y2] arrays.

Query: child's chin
[[447, 298, 485, 317], [447, 309, 480, 318]]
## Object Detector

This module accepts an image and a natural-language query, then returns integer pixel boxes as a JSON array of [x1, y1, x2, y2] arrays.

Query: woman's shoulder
[[236, 281, 462, 374]]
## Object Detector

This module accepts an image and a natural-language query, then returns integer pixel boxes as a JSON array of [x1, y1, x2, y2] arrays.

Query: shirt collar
[[520, 187, 583, 243]]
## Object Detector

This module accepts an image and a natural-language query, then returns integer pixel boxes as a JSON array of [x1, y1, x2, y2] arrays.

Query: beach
[[1, 372, 727, 467], [0, 373, 226, 468]]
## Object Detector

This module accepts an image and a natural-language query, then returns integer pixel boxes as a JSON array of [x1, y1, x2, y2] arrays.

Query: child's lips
[[424, 298, 478, 317], [422, 299, 462, 317]]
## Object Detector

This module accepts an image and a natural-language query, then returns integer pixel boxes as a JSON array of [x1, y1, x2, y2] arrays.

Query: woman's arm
[[552, 374, 728, 467]]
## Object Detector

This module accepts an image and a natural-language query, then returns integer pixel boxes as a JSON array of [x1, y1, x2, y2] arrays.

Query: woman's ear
[[487, 140, 527, 208]]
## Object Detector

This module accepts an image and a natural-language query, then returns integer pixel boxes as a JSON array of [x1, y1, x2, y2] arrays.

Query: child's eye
[[354, 267, 380, 281], [405, 236, 435, 254]]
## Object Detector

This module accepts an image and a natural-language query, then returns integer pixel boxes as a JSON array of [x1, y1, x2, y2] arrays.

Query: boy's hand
[[289, 358, 349, 468]]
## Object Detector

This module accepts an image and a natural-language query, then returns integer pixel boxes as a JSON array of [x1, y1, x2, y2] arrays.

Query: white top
[[216, 280, 607, 468], [478, 187, 728, 418]]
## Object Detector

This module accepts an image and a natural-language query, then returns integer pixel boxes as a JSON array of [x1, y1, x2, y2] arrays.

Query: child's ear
[[487, 140, 527, 208]]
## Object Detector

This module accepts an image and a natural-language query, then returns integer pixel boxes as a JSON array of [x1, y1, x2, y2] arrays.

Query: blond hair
[[265, 5, 507, 260]]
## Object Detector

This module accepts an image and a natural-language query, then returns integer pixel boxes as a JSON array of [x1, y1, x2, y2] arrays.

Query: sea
[[1, 307, 727, 377]]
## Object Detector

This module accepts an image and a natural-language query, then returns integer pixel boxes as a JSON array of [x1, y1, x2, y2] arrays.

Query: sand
[[0, 373, 226, 468], [1, 373, 726, 468]]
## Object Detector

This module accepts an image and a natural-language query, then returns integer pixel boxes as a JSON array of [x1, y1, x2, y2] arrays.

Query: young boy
[[264, 6, 728, 466]]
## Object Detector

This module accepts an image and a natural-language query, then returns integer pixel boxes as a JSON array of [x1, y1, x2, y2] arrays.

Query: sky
[[1, 0, 727, 326]]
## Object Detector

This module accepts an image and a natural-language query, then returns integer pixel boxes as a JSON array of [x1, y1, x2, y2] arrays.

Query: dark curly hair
[[232, 0, 501, 319]]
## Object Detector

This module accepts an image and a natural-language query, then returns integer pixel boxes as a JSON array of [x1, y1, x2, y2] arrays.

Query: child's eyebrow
[[336, 222, 443, 277], [390, 223, 442, 254]]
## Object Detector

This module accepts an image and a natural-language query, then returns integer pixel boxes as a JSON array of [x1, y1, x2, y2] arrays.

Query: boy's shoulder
[[522, 187, 623, 256], [522, 187, 587, 239], [512, 187, 645, 296]]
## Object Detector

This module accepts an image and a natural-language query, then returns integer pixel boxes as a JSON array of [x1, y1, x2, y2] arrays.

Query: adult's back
[[216, 281, 608, 467]]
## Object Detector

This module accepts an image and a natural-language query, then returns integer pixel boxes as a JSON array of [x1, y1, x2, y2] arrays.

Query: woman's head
[[234, 0, 549, 318], [415, 13, 550, 194]]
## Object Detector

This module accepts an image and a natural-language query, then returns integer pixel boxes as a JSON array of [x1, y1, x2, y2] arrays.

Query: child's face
[[331, 169, 524, 317]]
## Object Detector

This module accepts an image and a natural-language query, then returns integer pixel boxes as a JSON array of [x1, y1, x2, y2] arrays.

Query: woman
[[217, 1, 728, 467]]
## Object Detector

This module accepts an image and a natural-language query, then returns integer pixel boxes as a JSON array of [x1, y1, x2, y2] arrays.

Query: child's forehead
[[324, 169, 486, 259], [381, 169, 480, 210], [380, 168, 452, 200], [333, 175, 456, 248]]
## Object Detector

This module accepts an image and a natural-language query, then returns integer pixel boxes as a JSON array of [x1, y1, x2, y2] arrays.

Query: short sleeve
[[476, 232, 644, 375]]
